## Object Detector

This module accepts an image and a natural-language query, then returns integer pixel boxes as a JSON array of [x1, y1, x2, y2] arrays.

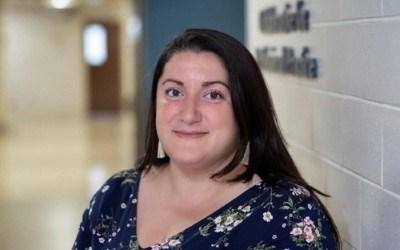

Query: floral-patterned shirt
[[73, 168, 337, 249]]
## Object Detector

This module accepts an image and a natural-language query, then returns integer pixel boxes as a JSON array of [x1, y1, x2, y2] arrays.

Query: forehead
[[162, 51, 227, 76]]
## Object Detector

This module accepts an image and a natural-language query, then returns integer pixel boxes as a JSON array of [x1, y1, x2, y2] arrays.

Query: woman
[[73, 29, 340, 249]]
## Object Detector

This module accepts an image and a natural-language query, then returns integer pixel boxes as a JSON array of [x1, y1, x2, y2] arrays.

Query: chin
[[172, 157, 204, 166], [169, 153, 207, 167]]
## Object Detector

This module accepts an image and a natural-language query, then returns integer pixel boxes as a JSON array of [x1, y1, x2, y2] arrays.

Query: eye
[[165, 88, 183, 97], [205, 90, 223, 100]]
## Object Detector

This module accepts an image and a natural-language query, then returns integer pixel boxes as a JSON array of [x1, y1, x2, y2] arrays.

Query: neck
[[163, 161, 251, 196], [164, 163, 221, 195]]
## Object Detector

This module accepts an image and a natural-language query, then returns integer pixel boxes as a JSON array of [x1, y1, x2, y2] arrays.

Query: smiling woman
[[155, 52, 239, 173], [73, 29, 341, 249]]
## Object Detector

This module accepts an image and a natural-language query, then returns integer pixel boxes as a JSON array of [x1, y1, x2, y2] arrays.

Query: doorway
[[84, 22, 121, 115]]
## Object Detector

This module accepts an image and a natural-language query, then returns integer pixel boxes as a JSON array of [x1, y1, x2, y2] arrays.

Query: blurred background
[[0, 0, 244, 249], [2, 0, 400, 249]]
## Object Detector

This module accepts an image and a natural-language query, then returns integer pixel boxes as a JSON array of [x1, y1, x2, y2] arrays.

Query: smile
[[173, 130, 208, 139]]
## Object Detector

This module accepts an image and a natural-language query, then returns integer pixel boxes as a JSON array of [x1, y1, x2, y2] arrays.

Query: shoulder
[[96, 168, 140, 198], [248, 180, 337, 248], [108, 167, 142, 188], [263, 180, 331, 226], [87, 167, 141, 219], [255, 178, 315, 205], [273, 180, 315, 207], [73, 167, 142, 248]]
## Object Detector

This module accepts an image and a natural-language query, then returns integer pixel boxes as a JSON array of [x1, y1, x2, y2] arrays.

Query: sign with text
[[260, 1, 309, 33], [257, 1, 318, 79], [257, 47, 317, 79]]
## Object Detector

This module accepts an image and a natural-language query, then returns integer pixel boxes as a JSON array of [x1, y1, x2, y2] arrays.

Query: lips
[[173, 130, 208, 139]]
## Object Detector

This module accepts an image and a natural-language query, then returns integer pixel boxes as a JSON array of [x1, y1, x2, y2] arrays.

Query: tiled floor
[[0, 112, 136, 249]]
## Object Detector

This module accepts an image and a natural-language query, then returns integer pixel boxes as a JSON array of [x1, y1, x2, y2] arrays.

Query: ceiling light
[[42, 0, 82, 9]]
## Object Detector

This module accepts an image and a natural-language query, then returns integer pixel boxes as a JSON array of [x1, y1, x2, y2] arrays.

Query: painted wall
[[143, 0, 244, 86], [0, 4, 5, 128], [2, 0, 137, 117], [3, 6, 84, 116], [246, 0, 400, 249]]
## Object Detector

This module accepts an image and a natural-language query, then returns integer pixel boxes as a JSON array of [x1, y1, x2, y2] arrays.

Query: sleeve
[[72, 206, 92, 250], [71, 176, 113, 249], [267, 192, 337, 249], [71, 168, 138, 249]]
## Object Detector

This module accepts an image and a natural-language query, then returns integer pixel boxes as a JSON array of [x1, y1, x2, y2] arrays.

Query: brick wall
[[246, 0, 400, 249]]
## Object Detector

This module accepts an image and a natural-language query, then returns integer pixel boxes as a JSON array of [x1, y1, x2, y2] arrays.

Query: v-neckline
[[131, 168, 264, 249]]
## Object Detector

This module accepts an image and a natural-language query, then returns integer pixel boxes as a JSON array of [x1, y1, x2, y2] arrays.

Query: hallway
[[0, 112, 136, 249]]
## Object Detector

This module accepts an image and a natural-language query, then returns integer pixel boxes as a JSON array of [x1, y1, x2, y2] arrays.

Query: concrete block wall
[[246, 0, 400, 249]]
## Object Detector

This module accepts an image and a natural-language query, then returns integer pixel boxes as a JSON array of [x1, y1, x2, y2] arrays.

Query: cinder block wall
[[246, 1, 400, 249]]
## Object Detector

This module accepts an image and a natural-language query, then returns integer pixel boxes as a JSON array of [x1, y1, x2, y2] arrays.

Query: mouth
[[173, 130, 208, 139]]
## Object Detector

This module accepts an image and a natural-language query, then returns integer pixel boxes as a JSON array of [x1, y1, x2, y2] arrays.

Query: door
[[85, 22, 121, 114]]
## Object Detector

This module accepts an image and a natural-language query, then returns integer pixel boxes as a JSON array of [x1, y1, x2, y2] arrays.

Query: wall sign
[[257, 47, 317, 78], [260, 1, 309, 33], [256, 1, 318, 79]]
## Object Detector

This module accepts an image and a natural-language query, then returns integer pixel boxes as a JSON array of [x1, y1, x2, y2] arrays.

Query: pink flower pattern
[[73, 169, 336, 249]]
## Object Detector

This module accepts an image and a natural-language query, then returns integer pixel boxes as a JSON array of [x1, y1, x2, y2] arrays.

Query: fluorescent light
[[83, 24, 108, 66], [42, 0, 81, 9]]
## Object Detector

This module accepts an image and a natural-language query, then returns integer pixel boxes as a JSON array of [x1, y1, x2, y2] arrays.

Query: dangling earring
[[157, 141, 166, 158], [241, 142, 250, 165]]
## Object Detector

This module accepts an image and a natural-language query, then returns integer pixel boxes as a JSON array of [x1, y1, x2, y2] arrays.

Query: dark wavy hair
[[139, 28, 340, 247]]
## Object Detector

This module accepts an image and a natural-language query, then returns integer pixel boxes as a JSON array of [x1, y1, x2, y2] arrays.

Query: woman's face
[[155, 51, 239, 171]]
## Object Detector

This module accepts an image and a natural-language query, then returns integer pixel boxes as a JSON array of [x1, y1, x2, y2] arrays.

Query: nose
[[180, 96, 202, 124]]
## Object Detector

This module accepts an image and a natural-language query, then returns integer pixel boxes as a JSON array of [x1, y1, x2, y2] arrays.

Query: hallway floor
[[0, 112, 136, 249]]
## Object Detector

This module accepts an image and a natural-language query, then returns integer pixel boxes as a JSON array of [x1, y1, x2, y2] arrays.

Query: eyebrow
[[161, 79, 230, 89]]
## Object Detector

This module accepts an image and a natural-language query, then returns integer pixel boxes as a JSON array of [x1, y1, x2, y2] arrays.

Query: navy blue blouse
[[73, 168, 337, 249]]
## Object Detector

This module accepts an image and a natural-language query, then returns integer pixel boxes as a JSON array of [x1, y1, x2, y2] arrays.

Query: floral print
[[148, 233, 183, 250], [73, 168, 337, 249]]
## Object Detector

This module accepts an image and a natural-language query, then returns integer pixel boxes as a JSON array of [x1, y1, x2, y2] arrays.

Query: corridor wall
[[1, 0, 136, 116], [0, 4, 5, 129], [246, 0, 400, 249]]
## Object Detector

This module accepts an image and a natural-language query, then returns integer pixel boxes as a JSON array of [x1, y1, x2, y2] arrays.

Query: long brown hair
[[139, 28, 340, 248]]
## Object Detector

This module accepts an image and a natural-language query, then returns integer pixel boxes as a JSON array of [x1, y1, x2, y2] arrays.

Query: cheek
[[207, 106, 236, 127], [205, 107, 239, 142], [156, 101, 178, 127]]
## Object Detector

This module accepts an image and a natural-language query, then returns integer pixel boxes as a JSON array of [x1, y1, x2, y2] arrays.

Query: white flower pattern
[[73, 168, 337, 250], [263, 211, 273, 222]]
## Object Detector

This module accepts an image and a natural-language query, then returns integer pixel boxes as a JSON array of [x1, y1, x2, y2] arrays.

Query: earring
[[157, 141, 166, 158], [241, 142, 250, 165]]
